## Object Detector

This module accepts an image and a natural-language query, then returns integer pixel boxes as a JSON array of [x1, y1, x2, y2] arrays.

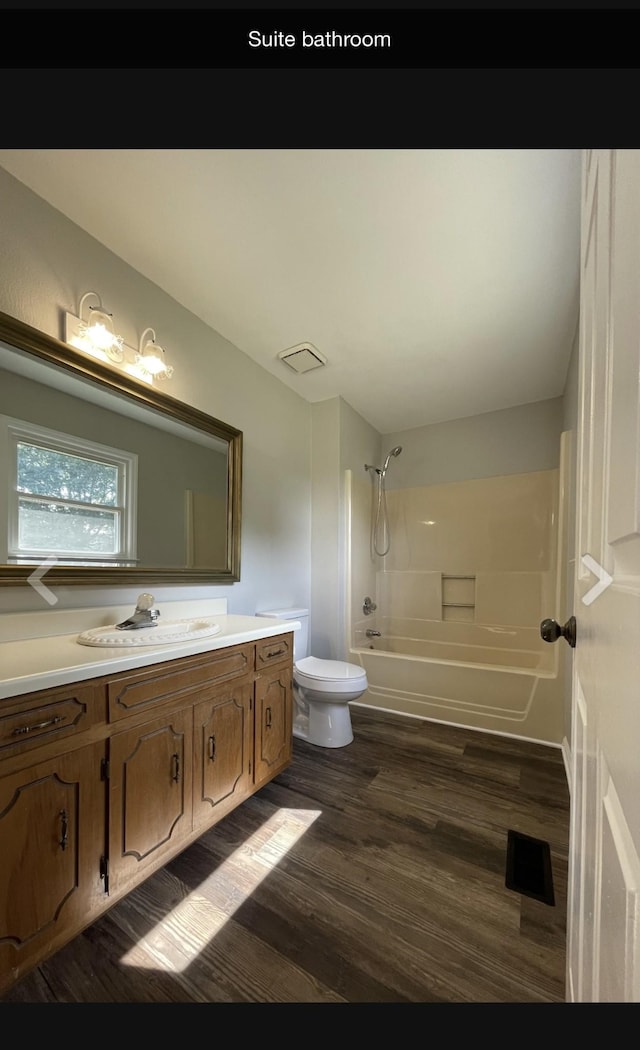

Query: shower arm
[[365, 446, 402, 479]]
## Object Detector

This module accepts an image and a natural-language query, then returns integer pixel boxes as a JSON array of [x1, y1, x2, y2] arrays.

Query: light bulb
[[139, 333, 173, 380], [78, 297, 124, 361]]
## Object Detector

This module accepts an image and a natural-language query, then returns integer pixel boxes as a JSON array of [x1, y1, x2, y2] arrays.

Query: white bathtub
[[350, 620, 564, 745]]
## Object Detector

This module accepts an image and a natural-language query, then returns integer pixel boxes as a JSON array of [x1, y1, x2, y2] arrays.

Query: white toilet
[[255, 608, 368, 748]]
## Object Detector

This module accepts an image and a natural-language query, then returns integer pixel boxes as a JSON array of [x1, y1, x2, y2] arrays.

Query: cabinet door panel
[[0, 742, 105, 993], [193, 682, 253, 828], [109, 709, 192, 894], [254, 668, 292, 786]]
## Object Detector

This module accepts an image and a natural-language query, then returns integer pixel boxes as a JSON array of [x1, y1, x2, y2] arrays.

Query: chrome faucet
[[116, 593, 160, 630], [365, 628, 381, 638], [363, 596, 377, 616]]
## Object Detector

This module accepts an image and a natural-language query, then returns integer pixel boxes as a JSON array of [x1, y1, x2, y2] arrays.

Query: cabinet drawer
[[0, 683, 106, 762], [255, 633, 293, 671], [107, 643, 254, 724]]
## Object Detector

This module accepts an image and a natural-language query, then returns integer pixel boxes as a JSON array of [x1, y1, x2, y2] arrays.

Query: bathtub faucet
[[365, 629, 381, 638], [363, 596, 377, 615]]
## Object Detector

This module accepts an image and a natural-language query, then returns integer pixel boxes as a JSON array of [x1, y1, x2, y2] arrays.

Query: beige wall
[[381, 468, 559, 628]]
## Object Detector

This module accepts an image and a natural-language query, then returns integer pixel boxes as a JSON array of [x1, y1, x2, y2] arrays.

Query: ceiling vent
[[277, 342, 327, 374]]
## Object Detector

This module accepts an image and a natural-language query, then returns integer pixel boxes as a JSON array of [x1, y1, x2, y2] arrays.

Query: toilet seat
[[295, 656, 367, 693]]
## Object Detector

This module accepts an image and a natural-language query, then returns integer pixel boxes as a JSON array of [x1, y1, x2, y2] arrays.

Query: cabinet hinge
[[99, 855, 109, 894], [101, 757, 110, 781]]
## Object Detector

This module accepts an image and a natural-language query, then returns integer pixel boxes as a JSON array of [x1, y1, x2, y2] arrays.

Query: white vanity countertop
[[0, 608, 300, 701]]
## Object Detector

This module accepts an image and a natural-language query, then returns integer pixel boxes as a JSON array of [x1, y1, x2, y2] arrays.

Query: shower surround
[[346, 439, 569, 746]]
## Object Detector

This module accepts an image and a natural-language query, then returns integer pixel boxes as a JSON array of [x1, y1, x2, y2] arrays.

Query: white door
[[566, 149, 640, 1002]]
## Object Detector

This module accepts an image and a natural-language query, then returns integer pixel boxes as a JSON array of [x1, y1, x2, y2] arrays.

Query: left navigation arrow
[[27, 557, 58, 606]]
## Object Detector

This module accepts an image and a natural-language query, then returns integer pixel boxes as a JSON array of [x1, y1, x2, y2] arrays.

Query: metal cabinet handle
[[266, 648, 285, 659], [12, 714, 64, 736], [172, 752, 181, 783], [208, 734, 216, 762], [59, 809, 68, 851], [265, 707, 272, 729]]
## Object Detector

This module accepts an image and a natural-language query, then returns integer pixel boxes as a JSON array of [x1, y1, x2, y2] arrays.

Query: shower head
[[382, 445, 403, 474]]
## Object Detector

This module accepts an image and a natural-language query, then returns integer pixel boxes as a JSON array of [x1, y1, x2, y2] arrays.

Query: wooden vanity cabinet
[[107, 706, 194, 896], [0, 741, 106, 992], [193, 680, 253, 830], [254, 635, 294, 787], [0, 680, 108, 992], [0, 631, 293, 996]]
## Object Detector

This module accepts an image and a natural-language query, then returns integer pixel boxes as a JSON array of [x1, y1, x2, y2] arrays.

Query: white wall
[[310, 400, 340, 658], [0, 167, 313, 620], [309, 397, 381, 660], [382, 397, 564, 490], [339, 399, 381, 659]]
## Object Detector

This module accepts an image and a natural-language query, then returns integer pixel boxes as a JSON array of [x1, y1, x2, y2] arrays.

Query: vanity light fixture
[[64, 298, 172, 384], [75, 291, 124, 362], [138, 328, 174, 381]]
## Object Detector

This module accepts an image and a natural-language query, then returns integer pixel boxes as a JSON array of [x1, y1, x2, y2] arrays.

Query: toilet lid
[[295, 656, 367, 684]]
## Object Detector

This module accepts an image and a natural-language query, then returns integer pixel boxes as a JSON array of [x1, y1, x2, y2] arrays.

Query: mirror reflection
[[0, 312, 242, 586]]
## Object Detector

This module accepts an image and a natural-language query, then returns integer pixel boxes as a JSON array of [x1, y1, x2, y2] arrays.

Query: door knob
[[540, 615, 576, 648]]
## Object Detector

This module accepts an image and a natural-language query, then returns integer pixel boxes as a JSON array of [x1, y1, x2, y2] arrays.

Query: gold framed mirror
[[0, 311, 242, 586]]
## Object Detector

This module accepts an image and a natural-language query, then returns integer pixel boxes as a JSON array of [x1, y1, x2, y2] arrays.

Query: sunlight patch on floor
[[120, 807, 321, 974]]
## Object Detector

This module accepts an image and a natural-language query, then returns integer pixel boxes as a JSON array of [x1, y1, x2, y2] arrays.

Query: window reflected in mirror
[[0, 312, 242, 586]]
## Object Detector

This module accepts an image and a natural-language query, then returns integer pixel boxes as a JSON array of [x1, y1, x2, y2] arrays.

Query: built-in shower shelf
[[442, 574, 476, 622]]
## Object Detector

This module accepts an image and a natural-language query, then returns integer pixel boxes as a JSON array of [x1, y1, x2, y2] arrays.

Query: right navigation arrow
[[580, 554, 613, 606]]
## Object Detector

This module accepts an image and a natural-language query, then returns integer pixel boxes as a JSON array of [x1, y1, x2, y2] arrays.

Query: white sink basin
[[77, 618, 222, 647]]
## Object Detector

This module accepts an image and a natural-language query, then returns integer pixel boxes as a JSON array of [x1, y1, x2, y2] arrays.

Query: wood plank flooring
[[2, 705, 570, 1003]]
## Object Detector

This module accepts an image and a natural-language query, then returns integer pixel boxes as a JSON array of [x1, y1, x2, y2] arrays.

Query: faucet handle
[[135, 593, 156, 611]]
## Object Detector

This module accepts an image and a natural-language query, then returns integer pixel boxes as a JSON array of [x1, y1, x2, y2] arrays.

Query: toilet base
[[292, 703, 353, 748]]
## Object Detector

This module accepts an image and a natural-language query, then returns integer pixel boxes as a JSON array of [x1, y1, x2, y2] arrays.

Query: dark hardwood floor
[[2, 706, 570, 1004]]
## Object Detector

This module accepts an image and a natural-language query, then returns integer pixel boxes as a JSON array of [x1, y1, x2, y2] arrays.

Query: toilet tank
[[255, 608, 308, 662]]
